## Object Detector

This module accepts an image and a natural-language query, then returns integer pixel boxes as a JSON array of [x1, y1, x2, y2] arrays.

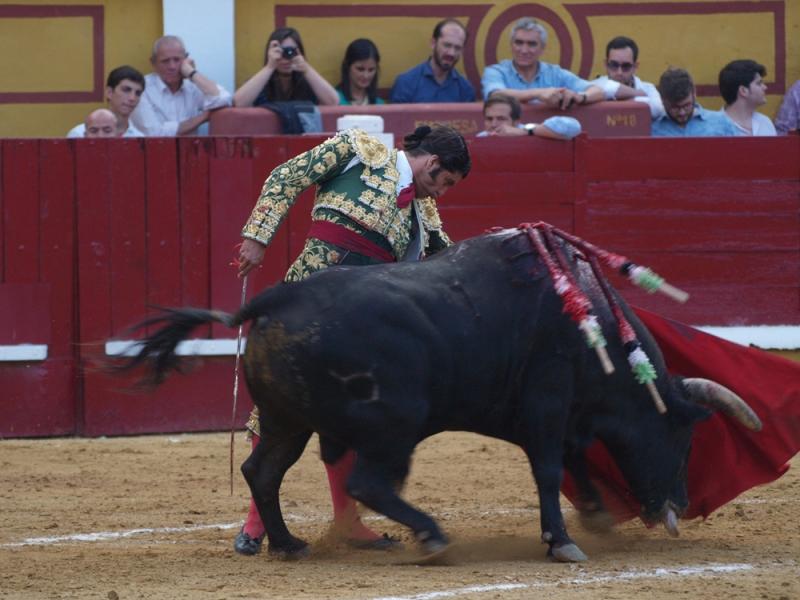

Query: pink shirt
[[775, 80, 800, 135]]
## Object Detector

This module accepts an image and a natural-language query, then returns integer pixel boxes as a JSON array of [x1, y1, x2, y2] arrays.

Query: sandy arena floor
[[0, 431, 797, 599]]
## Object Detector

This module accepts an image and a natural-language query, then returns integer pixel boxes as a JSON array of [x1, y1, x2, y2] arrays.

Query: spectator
[[652, 68, 738, 137], [336, 38, 385, 105], [68, 66, 145, 138], [774, 79, 800, 134], [234, 27, 338, 107], [481, 18, 604, 109], [131, 35, 232, 136], [718, 60, 776, 136], [82, 109, 120, 138], [592, 36, 665, 119], [477, 94, 581, 139], [389, 19, 475, 103]]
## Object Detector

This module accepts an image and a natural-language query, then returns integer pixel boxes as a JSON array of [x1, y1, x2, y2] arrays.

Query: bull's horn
[[683, 378, 762, 431]]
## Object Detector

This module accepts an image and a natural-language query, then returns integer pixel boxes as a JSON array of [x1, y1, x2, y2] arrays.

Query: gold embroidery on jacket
[[315, 187, 383, 230], [242, 128, 447, 260], [351, 129, 390, 168], [242, 131, 354, 244], [418, 197, 452, 248]]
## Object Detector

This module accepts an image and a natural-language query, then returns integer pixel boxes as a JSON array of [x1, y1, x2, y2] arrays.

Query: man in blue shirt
[[390, 19, 476, 103], [652, 68, 738, 136], [481, 18, 606, 109]]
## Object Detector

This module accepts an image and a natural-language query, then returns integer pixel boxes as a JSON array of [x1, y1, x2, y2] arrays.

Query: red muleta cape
[[560, 307, 800, 522]]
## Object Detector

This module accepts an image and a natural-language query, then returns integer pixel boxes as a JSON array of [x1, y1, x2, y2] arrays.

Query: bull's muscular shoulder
[[347, 128, 391, 169]]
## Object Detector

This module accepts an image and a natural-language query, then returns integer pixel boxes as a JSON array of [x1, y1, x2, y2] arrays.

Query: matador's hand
[[238, 238, 266, 277]]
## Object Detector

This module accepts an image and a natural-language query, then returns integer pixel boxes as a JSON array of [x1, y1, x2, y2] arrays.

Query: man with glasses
[[390, 19, 476, 103], [592, 36, 664, 119], [652, 68, 737, 136]]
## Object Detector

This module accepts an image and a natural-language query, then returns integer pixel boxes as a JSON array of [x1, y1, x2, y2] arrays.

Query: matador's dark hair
[[403, 125, 471, 177]]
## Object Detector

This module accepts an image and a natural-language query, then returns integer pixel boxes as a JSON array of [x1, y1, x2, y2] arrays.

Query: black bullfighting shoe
[[347, 533, 404, 551], [233, 528, 264, 556]]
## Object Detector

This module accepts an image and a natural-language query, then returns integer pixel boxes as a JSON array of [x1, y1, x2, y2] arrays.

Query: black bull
[[117, 228, 760, 562]]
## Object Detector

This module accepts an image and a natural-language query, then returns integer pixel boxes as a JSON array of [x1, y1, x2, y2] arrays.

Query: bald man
[[131, 34, 232, 136], [84, 109, 120, 138]]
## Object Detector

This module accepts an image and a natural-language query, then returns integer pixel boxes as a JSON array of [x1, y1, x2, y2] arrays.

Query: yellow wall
[[2, 0, 799, 137], [236, 0, 799, 122], [0, 0, 160, 138]]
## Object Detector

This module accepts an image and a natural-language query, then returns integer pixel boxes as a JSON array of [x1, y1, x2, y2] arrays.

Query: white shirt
[[719, 108, 777, 136], [594, 75, 665, 119], [67, 122, 144, 138], [131, 72, 232, 136], [342, 143, 413, 195]]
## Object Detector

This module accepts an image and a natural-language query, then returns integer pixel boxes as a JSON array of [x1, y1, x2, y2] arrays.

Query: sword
[[229, 275, 248, 495]]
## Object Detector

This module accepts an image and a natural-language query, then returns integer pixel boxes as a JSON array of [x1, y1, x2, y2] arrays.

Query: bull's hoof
[[550, 542, 588, 563], [421, 537, 449, 555], [267, 537, 310, 561], [662, 506, 680, 538], [414, 541, 453, 566], [416, 530, 449, 554], [579, 508, 614, 533]]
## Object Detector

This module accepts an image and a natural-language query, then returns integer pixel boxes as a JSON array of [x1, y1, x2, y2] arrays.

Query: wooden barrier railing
[[209, 101, 651, 138], [1, 134, 797, 437]]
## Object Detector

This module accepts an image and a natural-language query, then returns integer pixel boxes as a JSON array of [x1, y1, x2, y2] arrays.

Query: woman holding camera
[[233, 27, 339, 106], [336, 38, 385, 106]]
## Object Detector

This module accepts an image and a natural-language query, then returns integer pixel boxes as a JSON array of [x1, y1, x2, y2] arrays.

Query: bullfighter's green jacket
[[241, 128, 451, 278]]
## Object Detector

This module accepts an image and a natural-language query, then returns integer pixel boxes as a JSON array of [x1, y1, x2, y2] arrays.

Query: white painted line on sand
[[0, 512, 332, 548], [369, 563, 759, 600], [1, 522, 241, 548], [0, 508, 518, 549]]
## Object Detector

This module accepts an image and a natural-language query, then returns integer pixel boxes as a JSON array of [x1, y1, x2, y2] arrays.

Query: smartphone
[[281, 46, 298, 59]]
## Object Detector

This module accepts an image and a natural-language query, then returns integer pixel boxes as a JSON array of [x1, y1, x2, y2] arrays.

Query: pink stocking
[[242, 434, 265, 539], [325, 449, 380, 541]]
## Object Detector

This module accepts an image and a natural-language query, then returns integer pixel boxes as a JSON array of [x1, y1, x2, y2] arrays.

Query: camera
[[281, 46, 298, 59]]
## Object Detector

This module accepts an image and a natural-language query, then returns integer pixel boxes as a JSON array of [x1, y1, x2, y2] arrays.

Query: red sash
[[308, 220, 395, 263]]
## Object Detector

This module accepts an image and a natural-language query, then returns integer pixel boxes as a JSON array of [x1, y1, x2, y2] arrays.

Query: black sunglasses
[[607, 60, 634, 72]]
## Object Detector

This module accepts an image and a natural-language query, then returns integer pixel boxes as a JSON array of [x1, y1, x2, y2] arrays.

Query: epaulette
[[348, 128, 391, 169]]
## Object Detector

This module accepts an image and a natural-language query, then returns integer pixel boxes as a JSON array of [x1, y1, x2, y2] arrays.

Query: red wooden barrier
[[209, 101, 651, 138], [0, 134, 797, 438], [1, 140, 76, 437], [578, 136, 800, 324]]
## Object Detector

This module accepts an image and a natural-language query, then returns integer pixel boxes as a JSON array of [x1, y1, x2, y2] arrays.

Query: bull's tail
[[111, 306, 245, 387]]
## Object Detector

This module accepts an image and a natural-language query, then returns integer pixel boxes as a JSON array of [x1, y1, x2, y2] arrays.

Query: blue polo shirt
[[481, 60, 593, 100], [651, 106, 739, 137], [389, 60, 476, 103]]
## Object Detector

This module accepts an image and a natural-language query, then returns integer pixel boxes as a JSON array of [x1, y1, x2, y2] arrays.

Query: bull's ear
[[680, 377, 762, 431]]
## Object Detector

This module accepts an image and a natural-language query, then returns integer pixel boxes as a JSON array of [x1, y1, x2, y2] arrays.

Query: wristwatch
[[523, 123, 537, 136]]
